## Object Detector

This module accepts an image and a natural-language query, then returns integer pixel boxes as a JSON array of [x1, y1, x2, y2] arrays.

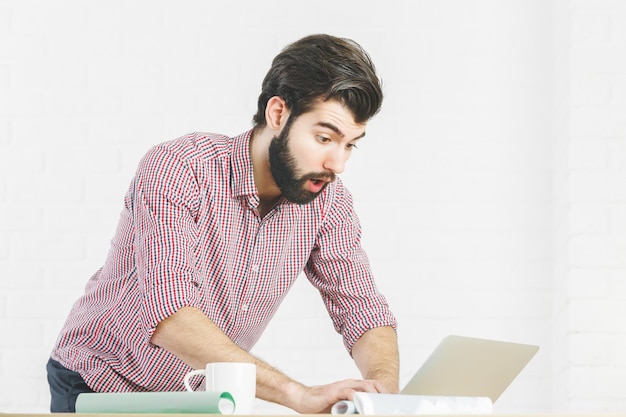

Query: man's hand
[[286, 378, 387, 414]]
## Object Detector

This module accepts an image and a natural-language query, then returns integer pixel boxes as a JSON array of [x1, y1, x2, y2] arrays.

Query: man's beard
[[268, 122, 336, 204]]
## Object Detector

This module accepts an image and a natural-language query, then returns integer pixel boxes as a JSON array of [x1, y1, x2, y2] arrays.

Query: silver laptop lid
[[400, 335, 539, 402]]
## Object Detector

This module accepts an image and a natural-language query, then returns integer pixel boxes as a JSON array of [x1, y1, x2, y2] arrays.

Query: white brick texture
[[552, 0, 626, 412]]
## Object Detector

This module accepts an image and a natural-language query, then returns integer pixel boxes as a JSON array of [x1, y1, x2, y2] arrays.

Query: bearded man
[[47, 34, 399, 414]]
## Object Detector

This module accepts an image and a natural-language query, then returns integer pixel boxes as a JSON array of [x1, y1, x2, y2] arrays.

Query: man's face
[[268, 99, 367, 204]]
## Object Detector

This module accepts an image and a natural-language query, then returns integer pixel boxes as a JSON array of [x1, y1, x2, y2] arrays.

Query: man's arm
[[351, 326, 400, 393], [151, 306, 382, 413]]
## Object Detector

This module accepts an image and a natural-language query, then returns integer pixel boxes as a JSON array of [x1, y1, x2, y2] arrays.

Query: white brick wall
[[552, 0, 626, 412], [0, 0, 623, 413]]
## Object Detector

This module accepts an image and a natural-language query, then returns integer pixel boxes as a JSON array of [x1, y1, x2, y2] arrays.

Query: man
[[47, 34, 399, 413]]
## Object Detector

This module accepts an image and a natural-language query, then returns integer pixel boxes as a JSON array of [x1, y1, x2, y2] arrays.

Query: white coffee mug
[[184, 362, 256, 415]]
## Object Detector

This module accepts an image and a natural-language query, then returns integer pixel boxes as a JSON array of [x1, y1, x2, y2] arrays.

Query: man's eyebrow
[[316, 122, 366, 140]]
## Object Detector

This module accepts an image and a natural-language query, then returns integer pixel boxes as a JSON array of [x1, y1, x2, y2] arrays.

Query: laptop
[[400, 335, 539, 403]]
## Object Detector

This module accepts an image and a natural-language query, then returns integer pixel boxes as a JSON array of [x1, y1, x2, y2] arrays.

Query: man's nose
[[322, 147, 347, 174]]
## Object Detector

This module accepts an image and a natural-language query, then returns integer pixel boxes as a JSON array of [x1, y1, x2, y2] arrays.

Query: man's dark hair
[[252, 34, 383, 127]]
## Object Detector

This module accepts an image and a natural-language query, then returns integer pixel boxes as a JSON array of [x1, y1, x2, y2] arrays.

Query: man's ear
[[265, 96, 290, 130]]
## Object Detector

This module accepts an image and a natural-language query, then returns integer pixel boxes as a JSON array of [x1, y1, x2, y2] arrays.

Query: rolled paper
[[331, 393, 494, 415], [75, 391, 236, 414], [331, 400, 357, 415]]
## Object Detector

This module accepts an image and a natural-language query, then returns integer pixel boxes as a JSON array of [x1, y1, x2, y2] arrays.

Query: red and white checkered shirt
[[51, 129, 397, 392]]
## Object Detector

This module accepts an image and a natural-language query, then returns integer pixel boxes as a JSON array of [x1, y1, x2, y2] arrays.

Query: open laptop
[[400, 335, 539, 403]]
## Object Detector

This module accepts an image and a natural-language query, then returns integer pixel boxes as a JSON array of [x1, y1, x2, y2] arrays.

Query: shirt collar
[[230, 129, 258, 201]]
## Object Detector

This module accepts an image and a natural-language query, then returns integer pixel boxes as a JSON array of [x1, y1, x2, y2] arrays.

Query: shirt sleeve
[[304, 183, 397, 354], [130, 143, 202, 342]]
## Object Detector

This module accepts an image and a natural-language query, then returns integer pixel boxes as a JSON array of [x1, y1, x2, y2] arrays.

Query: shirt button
[[241, 304, 248, 311], [251, 265, 260, 273]]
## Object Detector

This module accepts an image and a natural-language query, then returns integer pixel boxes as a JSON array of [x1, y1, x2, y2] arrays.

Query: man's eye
[[317, 135, 331, 143], [347, 143, 358, 150]]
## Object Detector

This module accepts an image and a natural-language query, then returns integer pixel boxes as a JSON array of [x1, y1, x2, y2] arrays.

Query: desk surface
[[0, 412, 626, 417]]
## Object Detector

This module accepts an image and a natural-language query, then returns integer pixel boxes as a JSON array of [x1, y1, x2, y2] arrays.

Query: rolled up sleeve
[[304, 185, 397, 354], [131, 144, 202, 341]]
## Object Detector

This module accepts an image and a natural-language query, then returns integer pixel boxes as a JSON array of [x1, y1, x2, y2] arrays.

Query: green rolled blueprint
[[75, 391, 236, 414]]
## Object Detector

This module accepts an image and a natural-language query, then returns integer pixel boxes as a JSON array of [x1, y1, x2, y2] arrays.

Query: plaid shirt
[[51, 129, 397, 392]]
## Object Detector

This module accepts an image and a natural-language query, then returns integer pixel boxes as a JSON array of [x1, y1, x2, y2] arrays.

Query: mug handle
[[183, 369, 206, 391]]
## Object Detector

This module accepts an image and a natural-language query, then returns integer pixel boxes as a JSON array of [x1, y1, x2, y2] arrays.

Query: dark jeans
[[46, 358, 95, 412]]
